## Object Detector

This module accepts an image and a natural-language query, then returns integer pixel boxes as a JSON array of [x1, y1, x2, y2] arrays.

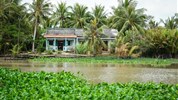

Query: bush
[[36, 37, 45, 53], [114, 29, 178, 58], [44, 50, 53, 55], [0, 68, 177, 99], [143, 28, 178, 57], [10, 44, 22, 57], [36, 46, 45, 54], [109, 42, 116, 54], [115, 36, 141, 58], [75, 43, 88, 54]]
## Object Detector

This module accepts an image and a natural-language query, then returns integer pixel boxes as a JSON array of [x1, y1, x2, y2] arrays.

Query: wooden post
[[46, 39, 49, 50], [64, 38, 67, 51], [53, 38, 56, 51], [76, 37, 79, 45], [74, 38, 76, 53], [108, 40, 111, 52]]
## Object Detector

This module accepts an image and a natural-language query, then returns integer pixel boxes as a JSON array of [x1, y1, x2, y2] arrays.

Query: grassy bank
[[31, 56, 178, 67], [0, 68, 177, 99]]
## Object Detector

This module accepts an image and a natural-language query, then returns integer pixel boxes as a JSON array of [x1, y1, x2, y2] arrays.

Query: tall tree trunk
[[32, 18, 37, 52]]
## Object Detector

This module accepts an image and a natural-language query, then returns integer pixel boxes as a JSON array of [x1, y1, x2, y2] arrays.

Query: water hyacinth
[[0, 68, 178, 99], [31, 57, 178, 67]]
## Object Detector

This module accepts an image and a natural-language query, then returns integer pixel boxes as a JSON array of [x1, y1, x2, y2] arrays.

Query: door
[[58, 40, 64, 50]]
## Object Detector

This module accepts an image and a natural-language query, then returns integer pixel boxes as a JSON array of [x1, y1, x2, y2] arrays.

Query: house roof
[[47, 28, 75, 34], [103, 29, 118, 38], [44, 28, 118, 38], [44, 28, 77, 38], [44, 34, 77, 38], [75, 29, 84, 37]]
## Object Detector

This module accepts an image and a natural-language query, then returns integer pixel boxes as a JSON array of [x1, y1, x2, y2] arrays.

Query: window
[[49, 40, 53, 45], [68, 40, 71, 45]]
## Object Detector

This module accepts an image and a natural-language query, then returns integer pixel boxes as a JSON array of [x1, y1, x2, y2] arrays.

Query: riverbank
[[0, 52, 92, 60], [0, 68, 177, 99], [30, 56, 178, 67]]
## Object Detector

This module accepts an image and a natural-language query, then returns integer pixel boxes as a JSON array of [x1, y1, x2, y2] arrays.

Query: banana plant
[[10, 44, 22, 57], [116, 36, 141, 58]]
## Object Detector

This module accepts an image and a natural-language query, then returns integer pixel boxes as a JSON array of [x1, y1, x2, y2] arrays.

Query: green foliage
[[10, 44, 22, 57], [0, 0, 178, 58], [36, 37, 46, 53], [28, 0, 52, 52], [44, 50, 53, 55], [75, 43, 88, 54], [109, 0, 147, 34], [0, 68, 177, 99], [147, 18, 159, 29], [31, 57, 178, 67], [68, 3, 91, 28], [116, 36, 141, 58], [143, 28, 178, 57], [0, 0, 32, 54], [85, 19, 107, 56], [56, 50, 62, 54], [116, 43, 141, 58], [91, 5, 107, 28], [51, 2, 70, 28], [161, 14, 178, 29], [109, 42, 116, 54]]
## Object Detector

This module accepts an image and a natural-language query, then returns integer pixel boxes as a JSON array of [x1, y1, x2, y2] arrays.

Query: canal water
[[0, 60, 178, 84]]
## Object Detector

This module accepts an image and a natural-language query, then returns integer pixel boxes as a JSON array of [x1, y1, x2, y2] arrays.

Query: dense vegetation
[[0, 68, 177, 99], [0, 0, 178, 58], [31, 57, 178, 67]]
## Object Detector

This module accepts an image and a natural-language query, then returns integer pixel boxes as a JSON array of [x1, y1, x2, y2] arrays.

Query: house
[[44, 28, 118, 52]]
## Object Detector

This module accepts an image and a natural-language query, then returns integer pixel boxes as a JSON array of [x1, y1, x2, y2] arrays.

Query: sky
[[22, 0, 178, 21]]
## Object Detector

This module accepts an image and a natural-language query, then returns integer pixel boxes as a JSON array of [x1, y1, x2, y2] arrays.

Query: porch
[[45, 38, 79, 52]]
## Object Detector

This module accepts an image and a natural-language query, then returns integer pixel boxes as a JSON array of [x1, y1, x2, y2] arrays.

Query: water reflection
[[0, 60, 178, 84]]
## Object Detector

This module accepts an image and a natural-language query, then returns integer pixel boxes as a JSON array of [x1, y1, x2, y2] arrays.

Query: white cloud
[[22, 0, 177, 21], [137, 0, 177, 21]]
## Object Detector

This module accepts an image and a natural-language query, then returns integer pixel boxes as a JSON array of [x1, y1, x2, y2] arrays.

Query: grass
[[30, 56, 178, 67], [0, 68, 177, 99]]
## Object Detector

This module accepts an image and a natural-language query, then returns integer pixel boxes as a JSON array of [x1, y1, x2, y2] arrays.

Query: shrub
[[44, 50, 53, 55], [75, 43, 88, 54], [143, 28, 178, 57], [10, 44, 22, 57], [116, 36, 141, 58], [0, 68, 177, 99]]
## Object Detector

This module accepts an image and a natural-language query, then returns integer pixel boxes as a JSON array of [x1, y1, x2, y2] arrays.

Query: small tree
[[116, 36, 141, 58], [28, 0, 52, 52], [75, 43, 88, 54], [10, 44, 22, 57], [85, 19, 106, 56]]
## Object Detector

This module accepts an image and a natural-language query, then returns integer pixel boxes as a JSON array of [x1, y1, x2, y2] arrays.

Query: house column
[[53, 38, 56, 51], [76, 38, 79, 45], [64, 38, 67, 51], [73, 38, 76, 46], [46, 39, 49, 50], [108, 40, 111, 52], [74, 38, 76, 53]]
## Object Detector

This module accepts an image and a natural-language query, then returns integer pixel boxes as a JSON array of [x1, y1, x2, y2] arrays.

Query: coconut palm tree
[[52, 2, 70, 28], [148, 20, 159, 29], [175, 13, 178, 24], [0, 0, 27, 54], [85, 19, 106, 56], [146, 16, 159, 29], [91, 5, 107, 28], [69, 3, 91, 28], [0, 0, 13, 49], [117, 0, 136, 8], [109, 0, 147, 35], [0, 0, 14, 21], [28, 0, 52, 52], [161, 14, 178, 29]]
